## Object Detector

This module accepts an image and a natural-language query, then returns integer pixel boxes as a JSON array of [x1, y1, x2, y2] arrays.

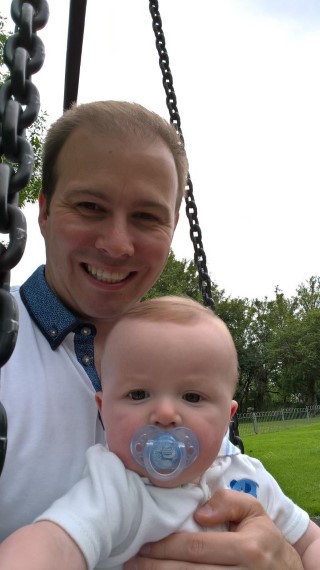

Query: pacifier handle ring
[[144, 439, 187, 480], [130, 425, 200, 481]]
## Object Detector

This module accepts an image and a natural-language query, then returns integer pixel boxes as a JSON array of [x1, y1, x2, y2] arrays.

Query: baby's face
[[96, 317, 237, 487]]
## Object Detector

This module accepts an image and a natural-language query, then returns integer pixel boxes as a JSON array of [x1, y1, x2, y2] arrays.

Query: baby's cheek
[[107, 424, 133, 461], [199, 438, 222, 468]]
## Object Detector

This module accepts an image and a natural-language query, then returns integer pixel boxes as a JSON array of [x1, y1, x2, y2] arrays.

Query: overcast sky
[[2, 0, 320, 300]]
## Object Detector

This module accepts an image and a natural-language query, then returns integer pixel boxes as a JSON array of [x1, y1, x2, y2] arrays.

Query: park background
[[0, 0, 319, 519]]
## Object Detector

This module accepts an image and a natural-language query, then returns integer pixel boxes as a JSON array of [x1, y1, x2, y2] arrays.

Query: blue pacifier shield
[[130, 425, 199, 481]]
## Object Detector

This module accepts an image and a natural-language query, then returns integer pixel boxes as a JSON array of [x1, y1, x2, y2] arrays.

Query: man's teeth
[[87, 265, 130, 283]]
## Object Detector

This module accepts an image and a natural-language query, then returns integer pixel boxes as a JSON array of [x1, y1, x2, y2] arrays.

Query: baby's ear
[[95, 392, 103, 414], [230, 399, 238, 418]]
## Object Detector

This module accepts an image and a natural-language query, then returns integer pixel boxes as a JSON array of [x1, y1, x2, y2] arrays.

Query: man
[[0, 101, 303, 569]]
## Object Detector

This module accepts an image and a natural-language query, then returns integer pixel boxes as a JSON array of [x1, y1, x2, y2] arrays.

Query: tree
[[216, 295, 254, 411], [0, 13, 46, 206], [295, 276, 320, 314], [144, 250, 203, 301], [268, 279, 320, 405], [217, 288, 300, 411]]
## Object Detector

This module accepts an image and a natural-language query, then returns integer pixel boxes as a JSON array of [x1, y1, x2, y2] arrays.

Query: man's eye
[[128, 390, 149, 401], [183, 393, 203, 403], [134, 212, 158, 221], [78, 202, 102, 211]]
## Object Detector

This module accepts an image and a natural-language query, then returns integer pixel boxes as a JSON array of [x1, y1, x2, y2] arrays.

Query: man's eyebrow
[[133, 199, 170, 211], [66, 188, 107, 200]]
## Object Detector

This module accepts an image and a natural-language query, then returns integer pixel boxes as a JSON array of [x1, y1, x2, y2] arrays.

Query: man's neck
[[93, 323, 117, 377]]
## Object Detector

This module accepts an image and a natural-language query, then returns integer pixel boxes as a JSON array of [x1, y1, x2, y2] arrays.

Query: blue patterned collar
[[20, 265, 85, 350]]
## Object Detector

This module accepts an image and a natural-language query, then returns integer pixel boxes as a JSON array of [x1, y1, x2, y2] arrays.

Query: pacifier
[[130, 425, 199, 481]]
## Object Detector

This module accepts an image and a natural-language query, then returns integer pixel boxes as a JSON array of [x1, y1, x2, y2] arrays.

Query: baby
[[0, 296, 318, 569]]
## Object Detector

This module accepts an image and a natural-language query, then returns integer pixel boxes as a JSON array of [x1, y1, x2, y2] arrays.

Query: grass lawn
[[242, 423, 320, 516]]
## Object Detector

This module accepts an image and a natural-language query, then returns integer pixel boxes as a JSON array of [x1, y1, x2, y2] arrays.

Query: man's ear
[[95, 392, 103, 415], [38, 191, 48, 236], [230, 399, 238, 418]]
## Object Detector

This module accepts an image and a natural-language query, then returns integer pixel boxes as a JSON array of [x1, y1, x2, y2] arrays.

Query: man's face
[[97, 318, 237, 488], [39, 127, 179, 325]]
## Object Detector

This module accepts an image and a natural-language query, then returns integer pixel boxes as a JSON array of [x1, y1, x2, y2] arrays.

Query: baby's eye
[[128, 390, 149, 401], [183, 393, 203, 403]]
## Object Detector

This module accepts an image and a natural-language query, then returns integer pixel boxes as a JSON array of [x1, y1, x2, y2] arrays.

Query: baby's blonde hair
[[124, 295, 214, 323]]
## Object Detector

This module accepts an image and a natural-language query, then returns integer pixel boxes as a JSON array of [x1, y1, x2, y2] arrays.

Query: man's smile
[[85, 264, 133, 284]]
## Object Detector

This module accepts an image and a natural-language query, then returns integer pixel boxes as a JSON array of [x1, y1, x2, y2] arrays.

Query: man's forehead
[[62, 125, 167, 149], [56, 127, 176, 174]]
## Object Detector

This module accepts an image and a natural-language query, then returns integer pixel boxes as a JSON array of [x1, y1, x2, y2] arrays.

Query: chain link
[[0, 0, 49, 370], [0, 400, 7, 477], [149, 0, 215, 311]]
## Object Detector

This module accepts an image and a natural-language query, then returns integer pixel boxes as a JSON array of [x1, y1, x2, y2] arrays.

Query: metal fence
[[238, 405, 320, 436]]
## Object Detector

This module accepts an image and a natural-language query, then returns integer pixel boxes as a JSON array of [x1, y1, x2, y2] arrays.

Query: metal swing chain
[[149, 0, 215, 311], [0, 0, 49, 368], [0, 0, 49, 477], [0, 400, 7, 476]]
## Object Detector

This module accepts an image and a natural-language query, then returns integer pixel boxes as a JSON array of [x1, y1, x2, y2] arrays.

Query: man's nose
[[95, 217, 134, 258], [150, 399, 182, 427]]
